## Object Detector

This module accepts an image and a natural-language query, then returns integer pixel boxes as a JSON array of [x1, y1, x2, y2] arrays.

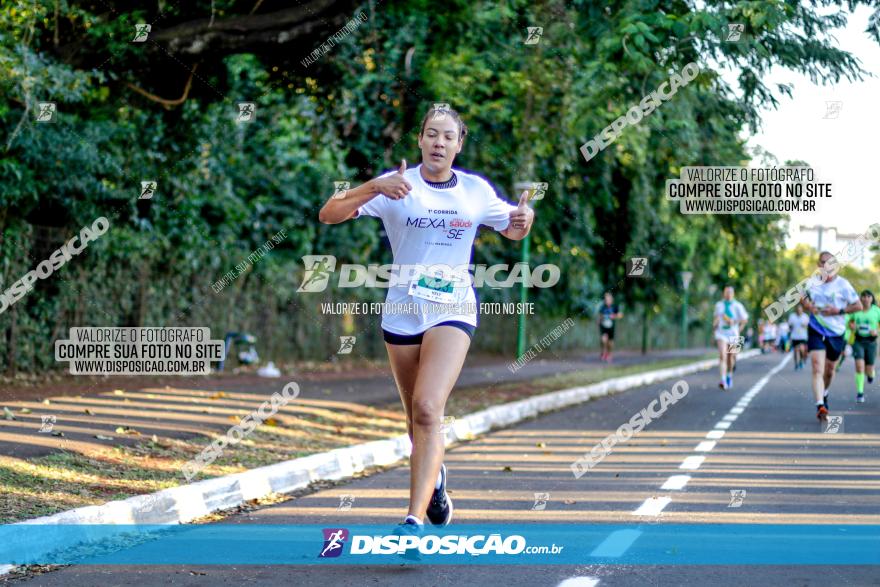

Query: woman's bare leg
[[406, 326, 470, 520], [385, 342, 421, 440]]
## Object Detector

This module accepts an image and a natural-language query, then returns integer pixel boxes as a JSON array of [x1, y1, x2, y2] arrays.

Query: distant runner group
[[602, 251, 876, 421]]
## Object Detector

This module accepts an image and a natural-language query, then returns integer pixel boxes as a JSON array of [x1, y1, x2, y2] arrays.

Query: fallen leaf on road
[[502, 466, 513, 472], [3, 407, 15, 420], [536, 442, 546, 448], [84, 409, 94, 415], [42, 399, 51, 405], [564, 499, 577, 505], [264, 418, 279, 427], [113, 390, 125, 395], [209, 392, 228, 400], [115, 426, 141, 435], [151, 434, 159, 443], [227, 415, 239, 422], [95, 435, 114, 440], [19, 408, 31, 414], [51, 431, 64, 437]]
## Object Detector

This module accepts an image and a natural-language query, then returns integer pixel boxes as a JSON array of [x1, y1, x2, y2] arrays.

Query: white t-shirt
[[787, 313, 809, 341], [357, 164, 517, 335], [714, 299, 748, 340], [807, 276, 859, 336]]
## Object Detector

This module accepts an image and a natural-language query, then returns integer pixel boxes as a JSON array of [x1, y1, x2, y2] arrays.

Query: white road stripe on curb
[[730, 406, 745, 414], [722, 413, 738, 421], [660, 475, 691, 490], [706, 430, 725, 439], [694, 441, 716, 452], [589, 529, 642, 557], [632, 496, 671, 516], [714, 421, 732, 429], [557, 578, 600, 587], [679, 455, 705, 470]]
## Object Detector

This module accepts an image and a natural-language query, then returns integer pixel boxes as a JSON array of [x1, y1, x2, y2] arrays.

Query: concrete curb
[[7, 350, 759, 564]]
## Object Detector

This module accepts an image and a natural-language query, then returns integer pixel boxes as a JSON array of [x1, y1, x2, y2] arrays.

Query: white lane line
[[557, 578, 600, 587], [722, 413, 738, 422], [729, 406, 745, 414], [714, 421, 732, 430], [694, 440, 716, 452], [589, 529, 643, 557], [706, 430, 725, 440], [632, 496, 671, 515], [660, 475, 691, 490], [680, 455, 706, 470]]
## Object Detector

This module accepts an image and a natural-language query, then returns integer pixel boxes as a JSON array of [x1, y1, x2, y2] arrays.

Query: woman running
[[318, 105, 535, 538], [712, 285, 748, 390], [848, 290, 880, 403]]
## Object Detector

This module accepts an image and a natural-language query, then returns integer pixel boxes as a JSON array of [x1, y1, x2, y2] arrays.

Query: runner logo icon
[[337, 336, 356, 354], [524, 27, 543, 45], [298, 255, 337, 292], [532, 492, 550, 511], [319, 528, 349, 558], [39, 414, 56, 433], [332, 181, 350, 199], [727, 336, 745, 354], [823, 415, 843, 433], [627, 257, 648, 277], [726, 23, 744, 42], [728, 489, 746, 507]]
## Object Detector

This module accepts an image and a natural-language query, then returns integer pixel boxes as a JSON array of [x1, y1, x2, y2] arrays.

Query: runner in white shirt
[[318, 105, 535, 538], [778, 321, 790, 351], [801, 251, 863, 421], [713, 285, 748, 390], [788, 304, 810, 370], [763, 322, 777, 353]]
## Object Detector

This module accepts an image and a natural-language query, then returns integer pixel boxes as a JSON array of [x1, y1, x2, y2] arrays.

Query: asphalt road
[[9, 352, 880, 586]]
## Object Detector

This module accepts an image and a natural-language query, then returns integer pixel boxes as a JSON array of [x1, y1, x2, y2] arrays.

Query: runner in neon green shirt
[[847, 290, 880, 403]]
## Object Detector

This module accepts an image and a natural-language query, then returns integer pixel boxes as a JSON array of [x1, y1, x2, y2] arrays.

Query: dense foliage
[[2, 0, 879, 371]]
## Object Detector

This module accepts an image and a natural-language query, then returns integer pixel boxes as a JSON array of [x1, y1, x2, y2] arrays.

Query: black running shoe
[[824, 396, 830, 410], [426, 464, 454, 527]]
